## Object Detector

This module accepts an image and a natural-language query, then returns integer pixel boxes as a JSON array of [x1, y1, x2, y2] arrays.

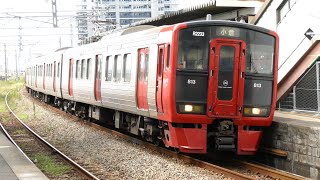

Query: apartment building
[[76, 0, 179, 41]]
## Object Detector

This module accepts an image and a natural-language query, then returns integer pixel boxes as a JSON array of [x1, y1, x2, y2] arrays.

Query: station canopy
[[133, 0, 263, 26]]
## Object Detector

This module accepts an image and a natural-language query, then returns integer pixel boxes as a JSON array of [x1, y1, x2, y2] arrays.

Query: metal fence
[[278, 61, 320, 112]]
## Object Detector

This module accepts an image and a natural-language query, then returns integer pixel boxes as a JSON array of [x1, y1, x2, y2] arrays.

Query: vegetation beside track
[[0, 78, 73, 178], [0, 78, 24, 112]]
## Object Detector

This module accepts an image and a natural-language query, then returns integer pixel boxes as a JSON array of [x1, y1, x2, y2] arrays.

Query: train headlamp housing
[[177, 103, 206, 114], [243, 107, 270, 117]]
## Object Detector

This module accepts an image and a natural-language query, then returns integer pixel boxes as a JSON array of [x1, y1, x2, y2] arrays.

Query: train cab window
[[76, 60, 79, 78], [81, 59, 86, 79], [105, 56, 112, 81], [114, 55, 121, 82], [177, 27, 209, 71], [87, 58, 91, 80], [123, 53, 131, 82], [246, 32, 275, 75]]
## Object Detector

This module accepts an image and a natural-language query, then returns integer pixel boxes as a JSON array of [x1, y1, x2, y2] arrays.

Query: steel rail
[[5, 92, 99, 180], [30, 98, 253, 179], [29, 92, 305, 180], [231, 160, 305, 180]]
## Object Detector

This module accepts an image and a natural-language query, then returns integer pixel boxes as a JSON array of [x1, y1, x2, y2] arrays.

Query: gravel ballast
[[14, 91, 231, 179]]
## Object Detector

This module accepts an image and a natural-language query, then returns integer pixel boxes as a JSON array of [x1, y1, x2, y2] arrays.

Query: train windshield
[[177, 27, 209, 71], [177, 26, 275, 74], [246, 32, 275, 75]]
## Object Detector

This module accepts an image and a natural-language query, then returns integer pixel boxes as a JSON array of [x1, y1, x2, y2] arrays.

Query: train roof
[[183, 20, 273, 34], [100, 25, 165, 42]]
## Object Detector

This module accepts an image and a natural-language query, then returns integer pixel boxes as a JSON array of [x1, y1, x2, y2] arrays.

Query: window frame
[[113, 55, 121, 82], [87, 58, 91, 80], [81, 59, 86, 79], [276, 0, 296, 24], [105, 55, 112, 81], [123, 53, 132, 82]]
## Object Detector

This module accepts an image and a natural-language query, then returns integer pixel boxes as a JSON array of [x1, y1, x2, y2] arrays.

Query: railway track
[[25, 93, 306, 179], [4, 92, 99, 180]]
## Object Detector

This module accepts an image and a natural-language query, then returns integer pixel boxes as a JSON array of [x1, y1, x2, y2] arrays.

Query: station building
[[253, 0, 320, 112]]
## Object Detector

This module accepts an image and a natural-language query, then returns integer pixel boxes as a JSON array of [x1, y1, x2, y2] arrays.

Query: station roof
[[134, 0, 263, 26]]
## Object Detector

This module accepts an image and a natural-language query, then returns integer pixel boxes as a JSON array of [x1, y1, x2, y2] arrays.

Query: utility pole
[[52, 0, 58, 27], [4, 44, 7, 81]]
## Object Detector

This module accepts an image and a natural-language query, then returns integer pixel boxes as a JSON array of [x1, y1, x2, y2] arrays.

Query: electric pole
[[52, 0, 58, 27]]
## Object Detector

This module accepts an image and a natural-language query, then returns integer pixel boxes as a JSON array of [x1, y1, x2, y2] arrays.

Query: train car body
[[26, 20, 279, 155]]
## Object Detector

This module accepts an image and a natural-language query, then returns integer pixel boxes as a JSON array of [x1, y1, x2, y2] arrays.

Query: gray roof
[[133, 0, 263, 26]]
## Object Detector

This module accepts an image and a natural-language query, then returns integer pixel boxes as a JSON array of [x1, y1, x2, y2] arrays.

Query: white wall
[[256, 0, 320, 82]]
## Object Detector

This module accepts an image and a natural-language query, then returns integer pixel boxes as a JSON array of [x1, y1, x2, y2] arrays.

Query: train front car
[[159, 21, 278, 155]]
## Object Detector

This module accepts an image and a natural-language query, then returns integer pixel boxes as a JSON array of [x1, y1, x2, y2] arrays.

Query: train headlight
[[243, 107, 269, 117], [184, 105, 193, 112], [177, 104, 205, 114]]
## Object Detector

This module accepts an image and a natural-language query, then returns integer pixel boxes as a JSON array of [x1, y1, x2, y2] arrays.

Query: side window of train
[[105, 56, 112, 81], [57, 62, 60, 78], [81, 59, 86, 79], [87, 58, 91, 80], [158, 48, 164, 77], [76, 60, 79, 79], [123, 53, 131, 82], [113, 55, 121, 82]]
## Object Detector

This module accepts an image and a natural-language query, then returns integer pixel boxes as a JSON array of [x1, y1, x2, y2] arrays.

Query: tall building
[[76, 0, 179, 42]]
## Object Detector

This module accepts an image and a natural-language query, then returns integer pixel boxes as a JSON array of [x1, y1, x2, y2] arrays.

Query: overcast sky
[[0, 0, 77, 72], [0, 0, 212, 72]]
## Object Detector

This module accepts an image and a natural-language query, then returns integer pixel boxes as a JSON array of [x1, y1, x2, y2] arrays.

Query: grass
[[32, 153, 70, 176], [13, 129, 25, 135], [17, 113, 29, 121], [0, 77, 25, 113]]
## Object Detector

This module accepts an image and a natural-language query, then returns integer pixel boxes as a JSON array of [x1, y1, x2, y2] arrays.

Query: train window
[[177, 27, 209, 71], [246, 32, 275, 75], [145, 53, 149, 81], [123, 53, 131, 82], [139, 54, 144, 81], [158, 48, 164, 76], [57, 63, 60, 78], [114, 55, 121, 82], [105, 56, 112, 81], [96, 55, 102, 80], [76, 60, 79, 78], [81, 59, 86, 79], [167, 45, 170, 68], [87, 58, 91, 80]]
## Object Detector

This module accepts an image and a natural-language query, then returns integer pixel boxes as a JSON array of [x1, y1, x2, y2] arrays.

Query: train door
[[53, 61, 56, 92], [68, 58, 74, 96], [207, 39, 245, 117], [94, 54, 102, 101], [156, 45, 165, 113], [137, 48, 149, 110]]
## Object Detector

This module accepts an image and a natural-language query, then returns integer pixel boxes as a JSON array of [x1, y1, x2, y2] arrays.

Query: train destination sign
[[216, 27, 240, 37]]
